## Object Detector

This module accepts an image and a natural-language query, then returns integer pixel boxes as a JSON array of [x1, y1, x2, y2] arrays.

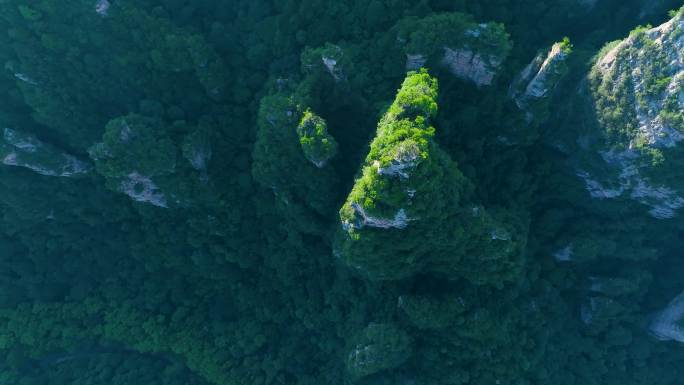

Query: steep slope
[[575, 9, 684, 218], [335, 70, 525, 284], [397, 13, 512, 86], [510, 39, 573, 123]]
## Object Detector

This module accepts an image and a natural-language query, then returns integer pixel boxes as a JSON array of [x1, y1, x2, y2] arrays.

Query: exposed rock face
[[345, 323, 412, 379], [343, 204, 410, 230], [322, 56, 343, 81], [339, 71, 440, 240], [182, 128, 212, 183], [553, 244, 574, 262], [441, 47, 500, 86], [405, 54, 427, 71], [577, 150, 684, 218], [650, 290, 684, 343], [119, 172, 167, 208], [510, 40, 572, 118], [577, 12, 684, 218], [336, 70, 525, 283], [14, 72, 37, 85], [0, 128, 91, 177], [301, 43, 347, 82], [184, 145, 211, 172], [373, 141, 420, 178], [594, 16, 684, 149], [89, 115, 183, 208], [398, 13, 511, 87], [95, 0, 110, 16]]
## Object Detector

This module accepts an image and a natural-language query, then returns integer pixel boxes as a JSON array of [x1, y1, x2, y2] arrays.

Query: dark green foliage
[[252, 94, 340, 230], [345, 323, 412, 379], [297, 109, 338, 167], [0, 1, 228, 149], [0, 1, 683, 385], [398, 12, 512, 63], [90, 115, 177, 180], [336, 70, 525, 284]]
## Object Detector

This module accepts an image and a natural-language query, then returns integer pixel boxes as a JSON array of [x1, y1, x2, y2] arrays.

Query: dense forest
[[1, 0, 684, 384]]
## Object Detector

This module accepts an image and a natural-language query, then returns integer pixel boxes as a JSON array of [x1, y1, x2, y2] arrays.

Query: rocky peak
[[510, 39, 572, 119], [301, 43, 347, 82], [339, 71, 438, 236], [336, 70, 524, 283], [650, 290, 684, 343], [1, 128, 91, 177], [441, 47, 501, 86], [593, 14, 684, 150], [398, 13, 511, 86], [576, 11, 684, 218], [297, 110, 338, 168]]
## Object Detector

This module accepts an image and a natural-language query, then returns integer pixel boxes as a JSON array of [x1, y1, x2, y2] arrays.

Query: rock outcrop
[[336, 70, 525, 283], [252, 93, 340, 233], [182, 126, 213, 182], [95, 0, 110, 16], [576, 10, 684, 218], [296, 110, 338, 168], [0, 128, 91, 177], [510, 39, 572, 121], [301, 43, 348, 83], [650, 290, 684, 343], [398, 13, 512, 86], [440, 47, 501, 86], [345, 323, 412, 379], [89, 115, 206, 208]]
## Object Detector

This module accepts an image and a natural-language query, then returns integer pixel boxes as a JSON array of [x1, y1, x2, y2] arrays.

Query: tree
[[335, 70, 525, 284]]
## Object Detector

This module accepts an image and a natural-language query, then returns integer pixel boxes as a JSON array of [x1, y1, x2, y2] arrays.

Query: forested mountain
[[1, 1, 684, 384]]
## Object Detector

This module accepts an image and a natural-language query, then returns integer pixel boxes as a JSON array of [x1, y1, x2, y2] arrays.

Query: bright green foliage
[[574, 10, 684, 218], [336, 70, 525, 283], [1, 2, 684, 385], [89, 114, 212, 208], [252, 94, 340, 232], [297, 110, 338, 167], [345, 323, 412, 379], [589, 14, 684, 152], [510, 38, 573, 123], [182, 123, 213, 173]]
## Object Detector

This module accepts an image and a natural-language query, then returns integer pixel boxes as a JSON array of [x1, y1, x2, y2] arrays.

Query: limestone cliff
[[398, 13, 512, 86], [576, 10, 684, 218], [336, 70, 525, 284], [650, 290, 684, 343], [252, 93, 340, 234], [510, 39, 572, 122], [89, 115, 211, 208], [297, 110, 338, 168], [0, 128, 90, 177]]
